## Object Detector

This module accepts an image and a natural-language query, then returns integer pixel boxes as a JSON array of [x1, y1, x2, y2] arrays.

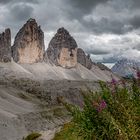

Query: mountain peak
[[46, 27, 78, 68], [0, 28, 11, 62], [27, 18, 36, 23], [57, 27, 69, 35], [12, 19, 45, 64]]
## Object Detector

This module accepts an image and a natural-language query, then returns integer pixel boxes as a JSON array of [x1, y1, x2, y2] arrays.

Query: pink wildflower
[[93, 99, 107, 113], [111, 77, 117, 85], [137, 70, 140, 79], [97, 100, 107, 112]]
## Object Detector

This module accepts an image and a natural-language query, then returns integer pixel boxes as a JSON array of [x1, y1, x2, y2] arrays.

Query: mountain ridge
[[0, 18, 117, 81]]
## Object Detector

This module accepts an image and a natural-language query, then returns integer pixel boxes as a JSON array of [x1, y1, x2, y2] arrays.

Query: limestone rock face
[[46, 27, 77, 68], [12, 19, 45, 64], [0, 28, 11, 62], [77, 48, 92, 69]]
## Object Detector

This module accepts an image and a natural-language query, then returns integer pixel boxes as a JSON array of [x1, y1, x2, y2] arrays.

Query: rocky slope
[[0, 28, 11, 62], [0, 61, 117, 81], [0, 81, 69, 140], [112, 58, 140, 78], [12, 18, 45, 64], [0, 76, 103, 140]]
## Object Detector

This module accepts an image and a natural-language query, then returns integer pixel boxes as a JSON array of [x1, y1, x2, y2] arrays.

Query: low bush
[[57, 77, 140, 140]]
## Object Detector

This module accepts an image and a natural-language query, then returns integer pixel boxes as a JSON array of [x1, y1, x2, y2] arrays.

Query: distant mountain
[[111, 58, 140, 78]]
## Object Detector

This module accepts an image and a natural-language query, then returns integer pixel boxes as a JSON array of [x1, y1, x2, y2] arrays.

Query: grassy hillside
[[53, 78, 140, 140]]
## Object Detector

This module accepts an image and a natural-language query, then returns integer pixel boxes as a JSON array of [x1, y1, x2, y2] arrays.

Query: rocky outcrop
[[77, 48, 92, 69], [46, 27, 78, 68], [0, 28, 11, 62], [96, 62, 111, 71], [12, 18, 45, 64]]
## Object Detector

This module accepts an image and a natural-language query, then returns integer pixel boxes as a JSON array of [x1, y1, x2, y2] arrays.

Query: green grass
[[53, 123, 81, 140], [23, 132, 41, 140], [54, 79, 140, 140]]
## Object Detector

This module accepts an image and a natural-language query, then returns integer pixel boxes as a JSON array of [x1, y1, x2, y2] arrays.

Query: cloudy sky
[[0, 0, 140, 67]]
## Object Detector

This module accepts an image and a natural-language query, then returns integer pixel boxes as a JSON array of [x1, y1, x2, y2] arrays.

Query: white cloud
[[68, 31, 140, 62]]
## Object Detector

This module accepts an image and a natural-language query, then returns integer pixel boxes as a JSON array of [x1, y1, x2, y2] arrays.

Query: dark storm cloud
[[64, 0, 109, 21], [67, 0, 109, 14], [130, 15, 140, 29], [0, 0, 39, 4], [10, 3, 33, 21], [86, 48, 110, 55], [0, 0, 11, 4], [75, 0, 139, 35], [131, 0, 140, 8], [82, 17, 126, 34], [64, 0, 136, 35]]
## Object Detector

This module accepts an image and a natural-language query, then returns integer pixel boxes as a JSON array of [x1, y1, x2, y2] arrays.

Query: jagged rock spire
[[12, 18, 45, 64], [77, 48, 92, 69], [0, 28, 11, 62], [46, 27, 78, 68]]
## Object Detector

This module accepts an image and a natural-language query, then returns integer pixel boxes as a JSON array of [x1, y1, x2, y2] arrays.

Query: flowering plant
[[58, 77, 140, 140]]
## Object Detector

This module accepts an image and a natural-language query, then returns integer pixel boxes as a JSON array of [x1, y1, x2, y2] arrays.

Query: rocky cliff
[[12, 19, 45, 64], [46, 27, 78, 68], [77, 48, 92, 69], [0, 28, 11, 62]]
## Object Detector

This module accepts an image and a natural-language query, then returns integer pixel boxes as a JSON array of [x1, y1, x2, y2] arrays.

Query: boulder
[[46, 27, 77, 68], [0, 28, 11, 62], [12, 18, 45, 64]]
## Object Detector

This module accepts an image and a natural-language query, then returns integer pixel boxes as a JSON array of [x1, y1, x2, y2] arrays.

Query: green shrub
[[53, 122, 81, 140], [58, 78, 140, 140]]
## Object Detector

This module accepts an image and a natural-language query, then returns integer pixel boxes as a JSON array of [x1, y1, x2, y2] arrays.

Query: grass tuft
[[23, 132, 41, 140]]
